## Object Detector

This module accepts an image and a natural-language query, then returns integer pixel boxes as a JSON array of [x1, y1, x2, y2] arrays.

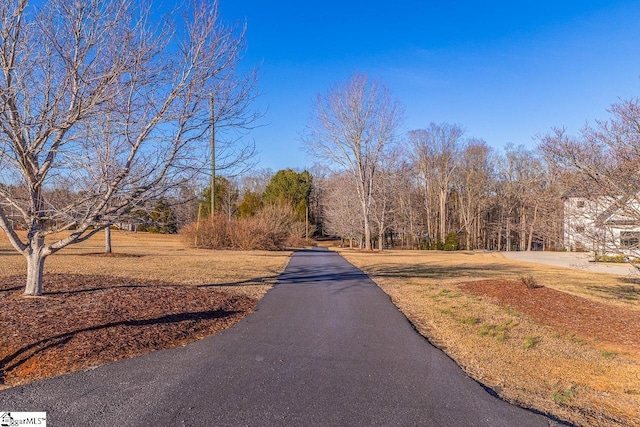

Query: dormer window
[[576, 200, 585, 208]]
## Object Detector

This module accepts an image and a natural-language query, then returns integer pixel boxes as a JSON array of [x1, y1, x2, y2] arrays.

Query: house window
[[620, 231, 640, 249], [576, 225, 585, 233], [576, 200, 585, 208]]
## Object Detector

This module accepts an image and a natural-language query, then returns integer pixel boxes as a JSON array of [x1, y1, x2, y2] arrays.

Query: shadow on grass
[[585, 284, 640, 301], [0, 249, 21, 256], [620, 276, 640, 286], [197, 275, 281, 289], [74, 252, 145, 258], [0, 308, 240, 386], [0, 275, 283, 297], [364, 263, 534, 280], [42, 279, 282, 296]]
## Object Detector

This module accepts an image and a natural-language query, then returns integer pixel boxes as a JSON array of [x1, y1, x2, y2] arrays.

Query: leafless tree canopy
[[312, 128, 565, 252], [409, 123, 464, 243], [304, 73, 403, 250], [311, 98, 640, 256], [308, 74, 640, 258], [539, 98, 640, 257], [0, 0, 260, 295]]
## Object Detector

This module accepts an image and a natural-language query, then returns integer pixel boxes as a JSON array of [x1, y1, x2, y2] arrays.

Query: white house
[[563, 190, 640, 256]]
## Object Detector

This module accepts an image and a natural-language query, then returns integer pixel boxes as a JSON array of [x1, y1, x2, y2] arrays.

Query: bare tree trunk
[[527, 205, 538, 251], [496, 212, 503, 251], [105, 226, 112, 254], [465, 217, 472, 250], [439, 186, 446, 243], [520, 209, 527, 251], [364, 222, 371, 250], [25, 236, 47, 296], [426, 199, 433, 245], [476, 208, 482, 249]]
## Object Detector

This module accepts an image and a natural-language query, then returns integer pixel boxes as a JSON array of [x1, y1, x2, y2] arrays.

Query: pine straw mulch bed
[[0, 274, 256, 388], [458, 279, 640, 351]]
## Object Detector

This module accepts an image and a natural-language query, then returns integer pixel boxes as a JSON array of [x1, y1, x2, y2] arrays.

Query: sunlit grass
[[1, 230, 292, 299]]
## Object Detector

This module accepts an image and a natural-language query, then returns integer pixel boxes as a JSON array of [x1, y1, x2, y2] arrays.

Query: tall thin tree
[[304, 74, 402, 250]]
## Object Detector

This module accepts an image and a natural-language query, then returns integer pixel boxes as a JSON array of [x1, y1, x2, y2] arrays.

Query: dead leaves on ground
[[0, 274, 255, 387]]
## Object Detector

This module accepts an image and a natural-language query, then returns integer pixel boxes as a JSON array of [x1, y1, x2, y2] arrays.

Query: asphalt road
[[0, 248, 562, 426]]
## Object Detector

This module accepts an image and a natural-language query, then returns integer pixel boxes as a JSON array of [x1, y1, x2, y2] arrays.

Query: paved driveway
[[0, 248, 561, 426], [500, 251, 638, 276]]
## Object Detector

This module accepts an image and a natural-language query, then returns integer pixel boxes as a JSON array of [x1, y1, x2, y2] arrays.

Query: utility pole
[[210, 94, 215, 217]]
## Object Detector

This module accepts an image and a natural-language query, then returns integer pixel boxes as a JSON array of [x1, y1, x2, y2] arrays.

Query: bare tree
[[0, 0, 260, 295], [304, 74, 402, 250], [171, 183, 200, 229], [322, 173, 363, 248], [453, 139, 493, 249], [220, 178, 239, 221], [308, 164, 331, 237], [391, 161, 424, 249], [409, 123, 463, 244], [539, 98, 640, 257], [371, 148, 404, 250], [493, 147, 526, 251]]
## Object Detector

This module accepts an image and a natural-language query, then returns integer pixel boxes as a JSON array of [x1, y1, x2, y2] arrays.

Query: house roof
[[595, 194, 640, 226]]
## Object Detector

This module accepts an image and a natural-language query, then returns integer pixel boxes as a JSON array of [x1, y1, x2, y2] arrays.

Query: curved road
[[1, 248, 562, 426]]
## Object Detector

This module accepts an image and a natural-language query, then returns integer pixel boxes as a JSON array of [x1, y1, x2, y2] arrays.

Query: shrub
[[227, 216, 267, 250], [443, 232, 459, 251], [284, 234, 312, 249], [593, 253, 629, 263], [181, 214, 232, 249], [520, 275, 543, 289], [181, 203, 306, 250]]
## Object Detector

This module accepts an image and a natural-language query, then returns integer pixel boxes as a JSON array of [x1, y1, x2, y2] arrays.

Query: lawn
[[1, 230, 291, 298], [337, 249, 640, 427], [0, 230, 292, 387]]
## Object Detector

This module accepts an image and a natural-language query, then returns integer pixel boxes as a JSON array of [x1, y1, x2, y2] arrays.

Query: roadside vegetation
[[183, 169, 313, 250], [338, 249, 640, 427]]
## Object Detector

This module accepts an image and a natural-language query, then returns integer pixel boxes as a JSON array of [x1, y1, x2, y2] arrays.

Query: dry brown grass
[[1, 230, 292, 299], [336, 249, 640, 427]]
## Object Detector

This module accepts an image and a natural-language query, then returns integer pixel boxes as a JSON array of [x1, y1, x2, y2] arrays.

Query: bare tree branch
[[0, 0, 261, 295]]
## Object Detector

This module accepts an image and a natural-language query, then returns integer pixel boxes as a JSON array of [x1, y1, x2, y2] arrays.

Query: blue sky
[[219, 1, 640, 172]]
